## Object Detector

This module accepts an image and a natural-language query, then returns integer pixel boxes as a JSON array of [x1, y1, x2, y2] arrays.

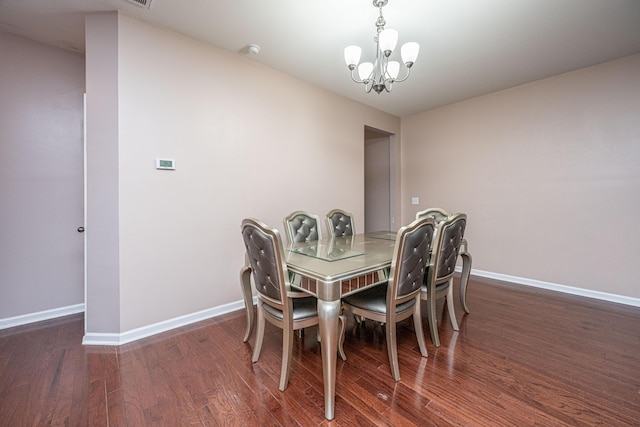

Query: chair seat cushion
[[342, 284, 415, 315], [263, 296, 318, 321]]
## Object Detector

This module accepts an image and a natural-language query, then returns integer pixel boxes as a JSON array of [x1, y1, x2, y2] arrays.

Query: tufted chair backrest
[[389, 217, 435, 300], [325, 209, 355, 237], [283, 211, 322, 244], [241, 218, 288, 303], [431, 213, 467, 281]]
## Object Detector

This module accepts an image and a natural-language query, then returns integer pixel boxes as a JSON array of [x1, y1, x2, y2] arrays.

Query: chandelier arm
[[350, 68, 366, 84], [391, 66, 412, 83], [351, 68, 375, 93]]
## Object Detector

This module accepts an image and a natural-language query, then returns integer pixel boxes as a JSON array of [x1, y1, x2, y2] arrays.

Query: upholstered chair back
[[432, 213, 467, 281], [241, 218, 288, 303], [325, 209, 355, 237], [283, 211, 322, 244], [391, 218, 435, 299]]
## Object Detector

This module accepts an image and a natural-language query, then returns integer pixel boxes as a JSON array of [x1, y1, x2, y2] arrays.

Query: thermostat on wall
[[156, 158, 176, 170]]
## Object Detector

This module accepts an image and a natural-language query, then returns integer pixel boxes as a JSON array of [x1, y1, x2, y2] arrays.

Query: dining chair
[[421, 212, 467, 347], [283, 210, 327, 340], [341, 216, 435, 381], [416, 208, 473, 314], [283, 210, 323, 244], [241, 218, 346, 391], [242, 211, 323, 342], [325, 209, 355, 237]]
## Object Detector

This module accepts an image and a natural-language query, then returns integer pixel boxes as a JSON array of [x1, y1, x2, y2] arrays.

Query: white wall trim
[[468, 268, 640, 308], [0, 303, 85, 330], [6, 272, 637, 343], [82, 298, 254, 346]]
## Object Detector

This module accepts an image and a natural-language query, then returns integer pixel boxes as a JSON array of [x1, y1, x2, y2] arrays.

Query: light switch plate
[[156, 158, 175, 170], [411, 197, 419, 205]]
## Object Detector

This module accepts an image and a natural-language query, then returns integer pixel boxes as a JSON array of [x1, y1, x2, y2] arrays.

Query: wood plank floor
[[1, 276, 639, 426]]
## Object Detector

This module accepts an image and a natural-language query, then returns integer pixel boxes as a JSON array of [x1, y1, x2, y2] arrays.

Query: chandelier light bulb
[[358, 62, 374, 81], [378, 29, 398, 56], [387, 61, 400, 79], [401, 42, 420, 66], [344, 45, 362, 69]]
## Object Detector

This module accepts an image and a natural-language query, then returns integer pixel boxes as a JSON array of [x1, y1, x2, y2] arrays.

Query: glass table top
[[289, 242, 363, 262], [287, 231, 398, 261], [287, 231, 396, 262], [285, 233, 397, 283]]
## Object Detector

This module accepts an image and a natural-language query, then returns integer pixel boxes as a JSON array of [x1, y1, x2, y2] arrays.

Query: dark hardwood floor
[[1, 276, 639, 426]]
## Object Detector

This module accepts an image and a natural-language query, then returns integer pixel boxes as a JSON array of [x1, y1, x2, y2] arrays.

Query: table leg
[[317, 298, 341, 420], [459, 251, 472, 314], [240, 266, 254, 342]]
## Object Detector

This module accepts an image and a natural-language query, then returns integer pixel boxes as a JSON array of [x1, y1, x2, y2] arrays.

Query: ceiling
[[1, 0, 639, 117]]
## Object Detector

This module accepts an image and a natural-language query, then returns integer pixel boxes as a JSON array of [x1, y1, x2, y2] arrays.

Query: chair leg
[[279, 320, 294, 391], [338, 314, 347, 361], [375, 321, 384, 335], [446, 283, 459, 331], [412, 298, 429, 358], [251, 302, 266, 363], [385, 320, 401, 381], [460, 251, 472, 314], [240, 266, 254, 342], [427, 291, 441, 347], [353, 314, 364, 325]]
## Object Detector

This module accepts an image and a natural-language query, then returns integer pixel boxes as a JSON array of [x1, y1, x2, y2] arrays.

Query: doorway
[[364, 126, 396, 232]]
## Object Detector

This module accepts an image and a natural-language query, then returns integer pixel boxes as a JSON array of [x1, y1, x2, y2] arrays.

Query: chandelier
[[344, 0, 419, 94]]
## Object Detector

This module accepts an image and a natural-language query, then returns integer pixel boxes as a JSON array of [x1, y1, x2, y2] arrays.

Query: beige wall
[[85, 13, 121, 333], [0, 32, 85, 320], [401, 54, 640, 299], [85, 13, 400, 334], [5, 13, 638, 336]]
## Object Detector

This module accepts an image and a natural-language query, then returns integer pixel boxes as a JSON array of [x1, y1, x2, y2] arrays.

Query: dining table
[[239, 230, 471, 420]]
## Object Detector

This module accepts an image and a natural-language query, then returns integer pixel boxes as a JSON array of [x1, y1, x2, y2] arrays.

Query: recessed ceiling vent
[[124, 0, 152, 9]]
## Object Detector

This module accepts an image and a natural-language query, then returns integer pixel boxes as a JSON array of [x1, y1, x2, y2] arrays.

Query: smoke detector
[[124, 0, 152, 9]]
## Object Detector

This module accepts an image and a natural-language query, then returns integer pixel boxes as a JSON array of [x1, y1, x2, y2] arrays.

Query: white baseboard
[[0, 303, 85, 330], [6, 272, 636, 344], [466, 268, 640, 308], [82, 298, 250, 346]]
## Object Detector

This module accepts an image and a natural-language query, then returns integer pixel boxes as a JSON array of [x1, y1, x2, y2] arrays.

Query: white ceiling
[[1, 0, 639, 117]]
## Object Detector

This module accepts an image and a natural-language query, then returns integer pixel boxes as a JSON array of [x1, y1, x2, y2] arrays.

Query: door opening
[[364, 126, 396, 232]]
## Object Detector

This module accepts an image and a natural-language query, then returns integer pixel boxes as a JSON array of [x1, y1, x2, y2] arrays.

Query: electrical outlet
[[411, 197, 419, 205]]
